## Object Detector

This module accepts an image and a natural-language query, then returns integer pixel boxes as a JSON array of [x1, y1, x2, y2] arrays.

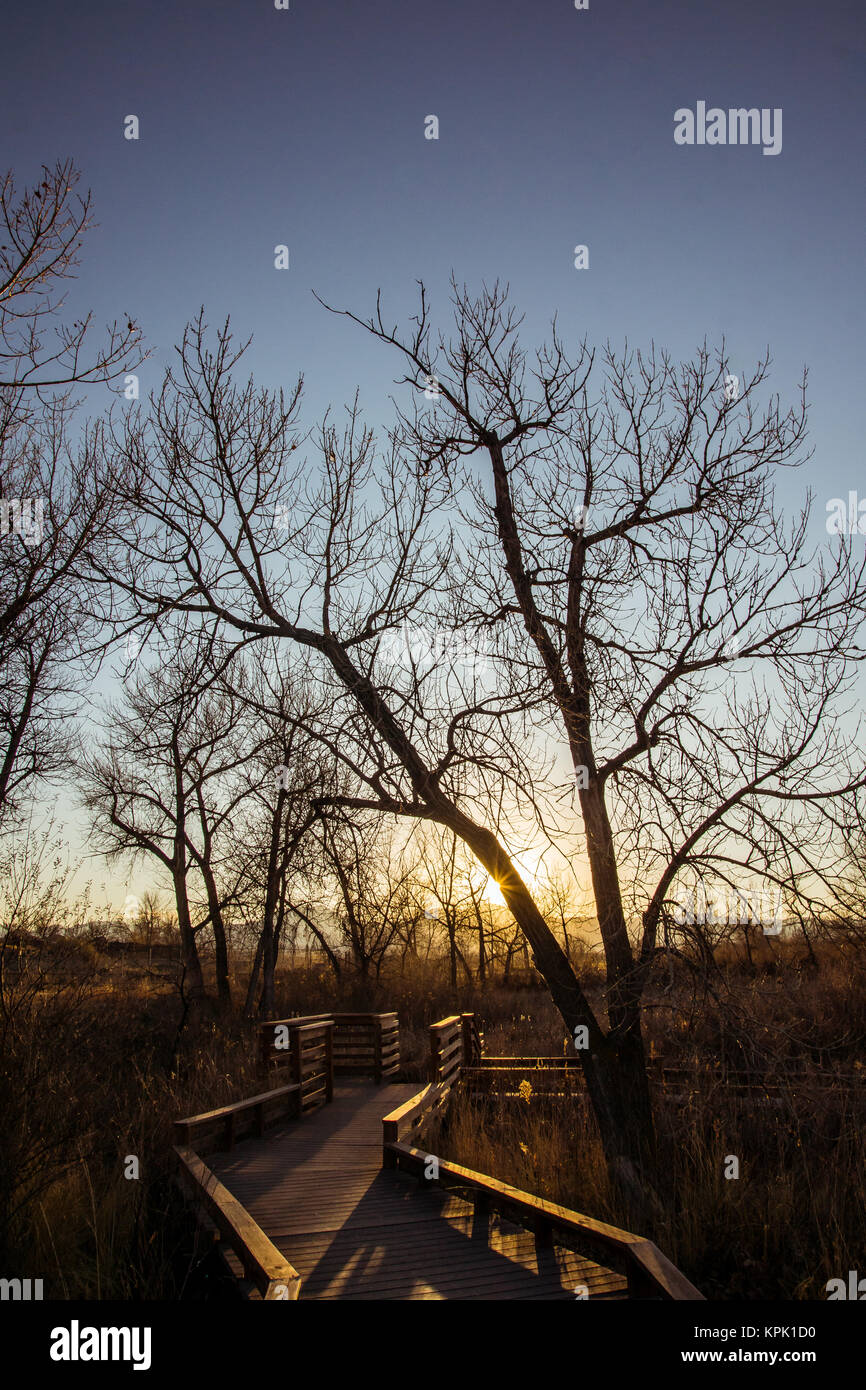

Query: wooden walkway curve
[[174, 1011, 703, 1302], [207, 1079, 627, 1300]]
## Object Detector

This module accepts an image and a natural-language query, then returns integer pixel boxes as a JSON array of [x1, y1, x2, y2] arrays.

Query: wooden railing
[[329, 1012, 400, 1080], [429, 1012, 482, 1083], [256, 1014, 332, 1100], [383, 1013, 483, 1148], [381, 1130, 703, 1300], [382, 1082, 452, 1146], [293, 1021, 334, 1110], [176, 1010, 399, 1300], [174, 1082, 302, 1155], [467, 1056, 866, 1103], [429, 1015, 462, 1085], [400, 1020, 703, 1299], [258, 1012, 400, 1090], [174, 1144, 301, 1299], [173, 1080, 311, 1297], [461, 1012, 483, 1065]]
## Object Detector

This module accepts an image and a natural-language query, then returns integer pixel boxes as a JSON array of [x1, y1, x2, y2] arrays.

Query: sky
[[2, 0, 864, 911]]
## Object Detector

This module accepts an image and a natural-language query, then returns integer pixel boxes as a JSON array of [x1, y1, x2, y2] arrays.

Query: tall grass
[[419, 940, 866, 1299], [420, 1072, 866, 1298], [0, 937, 862, 1298]]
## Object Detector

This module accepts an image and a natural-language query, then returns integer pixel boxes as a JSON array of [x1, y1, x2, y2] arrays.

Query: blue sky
[[3, 0, 864, 908]]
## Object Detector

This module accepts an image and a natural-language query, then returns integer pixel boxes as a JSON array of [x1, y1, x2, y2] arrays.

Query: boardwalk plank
[[209, 1080, 626, 1301]]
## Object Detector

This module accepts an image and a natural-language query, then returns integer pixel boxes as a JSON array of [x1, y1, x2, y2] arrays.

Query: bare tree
[[535, 867, 597, 970], [81, 632, 255, 1005], [410, 825, 490, 985], [324, 279, 866, 1185], [0, 160, 143, 824], [99, 299, 866, 1208], [221, 649, 335, 1015], [0, 159, 142, 400], [128, 889, 175, 957], [318, 815, 412, 983]]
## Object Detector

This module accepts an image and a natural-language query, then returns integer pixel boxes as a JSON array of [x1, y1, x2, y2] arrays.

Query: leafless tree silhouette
[[81, 631, 253, 1005], [0, 160, 144, 823], [96, 292, 866, 1206]]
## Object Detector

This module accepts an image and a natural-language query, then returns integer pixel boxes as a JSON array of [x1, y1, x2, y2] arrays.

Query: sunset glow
[[2, 0, 861, 1335]]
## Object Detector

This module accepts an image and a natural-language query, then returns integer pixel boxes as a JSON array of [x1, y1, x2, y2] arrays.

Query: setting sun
[[483, 875, 507, 907]]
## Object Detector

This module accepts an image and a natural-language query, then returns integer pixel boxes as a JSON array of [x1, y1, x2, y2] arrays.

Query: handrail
[[429, 1013, 467, 1084], [469, 1058, 865, 1100], [383, 1138, 703, 1300], [174, 1145, 301, 1299], [258, 1011, 398, 1032], [257, 1012, 399, 1084], [174, 1082, 302, 1153], [382, 1082, 451, 1147]]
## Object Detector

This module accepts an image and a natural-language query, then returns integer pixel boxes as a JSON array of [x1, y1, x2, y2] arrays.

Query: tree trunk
[[244, 933, 264, 1018], [200, 861, 231, 1007], [258, 790, 286, 1016], [171, 864, 205, 1003], [285, 903, 342, 978], [259, 914, 277, 1016], [447, 808, 657, 1207], [503, 939, 515, 983], [446, 911, 458, 988], [561, 918, 572, 964], [454, 941, 473, 983]]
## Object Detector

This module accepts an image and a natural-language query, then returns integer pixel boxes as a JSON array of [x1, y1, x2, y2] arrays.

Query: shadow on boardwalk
[[209, 1080, 627, 1300]]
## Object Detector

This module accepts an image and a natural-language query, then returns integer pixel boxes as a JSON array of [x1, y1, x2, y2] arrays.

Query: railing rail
[[428, 1011, 482, 1083], [258, 1012, 399, 1088], [174, 1144, 301, 1299], [174, 1082, 302, 1155], [382, 1134, 703, 1300]]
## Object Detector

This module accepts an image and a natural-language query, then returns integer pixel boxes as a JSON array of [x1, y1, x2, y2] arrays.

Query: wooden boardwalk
[[175, 1012, 702, 1300], [208, 1079, 627, 1300]]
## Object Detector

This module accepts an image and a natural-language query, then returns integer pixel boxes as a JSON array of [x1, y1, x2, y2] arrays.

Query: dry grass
[[0, 938, 863, 1298], [418, 940, 866, 1300], [420, 1073, 866, 1298]]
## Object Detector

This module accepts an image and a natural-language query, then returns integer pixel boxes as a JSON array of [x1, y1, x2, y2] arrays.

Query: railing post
[[429, 1025, 440, 1083], [374, 1016, 383, 1083], [290, 1026, 302, 1107], [534, 1214, 553, 1248], [626, 1256, 656, 1300], [460, 1013, 475, 1070], [325, 1021, 334, 1102]]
